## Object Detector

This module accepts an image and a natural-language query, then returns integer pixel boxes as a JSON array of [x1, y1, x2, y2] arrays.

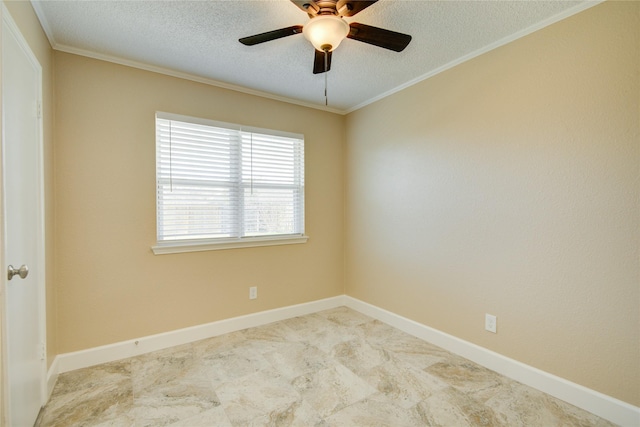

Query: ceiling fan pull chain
[[324, 49, 329, 106]]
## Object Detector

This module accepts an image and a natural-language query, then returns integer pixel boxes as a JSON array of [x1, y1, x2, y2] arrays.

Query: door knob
[[7, 264, 28, 280]]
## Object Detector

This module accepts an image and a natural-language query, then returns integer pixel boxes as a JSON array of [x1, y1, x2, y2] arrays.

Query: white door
[[2, 8, 46, 427]]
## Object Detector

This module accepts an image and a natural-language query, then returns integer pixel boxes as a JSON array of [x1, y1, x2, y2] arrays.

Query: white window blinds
[[156, 113, 304, 246]]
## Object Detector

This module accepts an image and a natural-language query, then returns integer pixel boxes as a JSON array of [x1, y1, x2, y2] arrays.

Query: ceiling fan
[[239, 0, 412, 74]]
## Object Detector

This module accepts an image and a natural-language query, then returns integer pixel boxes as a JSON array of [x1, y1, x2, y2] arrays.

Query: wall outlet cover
[[485, 314, 497, 333]]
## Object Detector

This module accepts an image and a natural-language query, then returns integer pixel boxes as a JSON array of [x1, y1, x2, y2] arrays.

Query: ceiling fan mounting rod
[[317, 0, 339, 15], [303, 0, 352, 17]]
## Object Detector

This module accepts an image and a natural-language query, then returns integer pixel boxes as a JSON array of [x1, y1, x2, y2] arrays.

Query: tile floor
[[38, 307, 616, 426]]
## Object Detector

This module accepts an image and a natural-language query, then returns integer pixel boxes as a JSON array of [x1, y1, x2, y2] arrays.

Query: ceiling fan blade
[[336, 0, 377, 17], [239, 25, 303, 46], [347, 22, 411, 52], [313, 49, 332, 74]]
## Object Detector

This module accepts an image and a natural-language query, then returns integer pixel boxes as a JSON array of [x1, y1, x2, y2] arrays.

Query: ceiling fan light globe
[[303, 15, 350, 52]]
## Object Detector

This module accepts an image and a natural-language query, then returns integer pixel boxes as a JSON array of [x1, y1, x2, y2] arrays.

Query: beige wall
[[4, 0, 638, 413], [2, 0, 57, 365], [345, 1, 639, 406], [54, 52, 345, 353]]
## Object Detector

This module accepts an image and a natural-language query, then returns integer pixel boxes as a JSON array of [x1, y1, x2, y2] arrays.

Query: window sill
[[152, 235, 309, 255]]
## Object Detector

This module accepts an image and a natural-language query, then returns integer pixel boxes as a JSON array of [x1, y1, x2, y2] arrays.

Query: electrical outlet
[[485, 314, 497, 333], [249, 286, 257, 300]]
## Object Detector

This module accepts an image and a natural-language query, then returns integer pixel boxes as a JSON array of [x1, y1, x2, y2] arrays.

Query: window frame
[[152, 112, 308, 255]]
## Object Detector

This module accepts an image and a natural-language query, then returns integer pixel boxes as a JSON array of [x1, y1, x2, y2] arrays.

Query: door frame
[[0, 3, 47, 424]]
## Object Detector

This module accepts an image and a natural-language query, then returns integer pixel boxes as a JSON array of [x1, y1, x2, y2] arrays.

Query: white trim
[[45, 357, 58, 401], [156, 111, 305, 141], [343, 296, 640, 427], [152, 235, 309, 255], [55, 295, 346, 373]]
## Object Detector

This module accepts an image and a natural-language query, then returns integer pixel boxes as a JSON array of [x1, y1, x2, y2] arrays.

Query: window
[[152, 112, 307, 254]]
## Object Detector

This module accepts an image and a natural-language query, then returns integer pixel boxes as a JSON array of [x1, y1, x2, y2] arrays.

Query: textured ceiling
[[31, 0, 597, 113]]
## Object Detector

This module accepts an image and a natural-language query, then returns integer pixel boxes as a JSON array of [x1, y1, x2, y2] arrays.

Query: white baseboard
[[53, 295, 346, 374], [343, 296, 640, 427], [46, 356, 59, 400], [47, 294, 638, 427]]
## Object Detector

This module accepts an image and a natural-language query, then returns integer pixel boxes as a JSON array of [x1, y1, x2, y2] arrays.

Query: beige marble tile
[[130, 344, 221, 426], [215, 367, 304, 425], [293, 320, 363, 354], [131, 397, 217, 427], [425, 356, 506, 401], [263, 341, 334, 380], [278, 312, 335, 333], [245, 400, 325, 427], [39, 307, 617, 427], [291, 364, 377, 418], [354, 319, 404, 344], [325, 393, 424, 427], [192, 330, 251, 356], [316, 306, 373, 327], [131, 344, 200, 390], [241, 320, 301, 350], [330, 337, 390, 375], [165, 405, 232, 427], [200, 346, 272, 386], [416, 386, 506, 427], [361, 357, 450, 408], [39, 360, 133, 427], [369, 327, 453, 370], [91, 414, 136, 427], [484, 379, 616, 427]]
